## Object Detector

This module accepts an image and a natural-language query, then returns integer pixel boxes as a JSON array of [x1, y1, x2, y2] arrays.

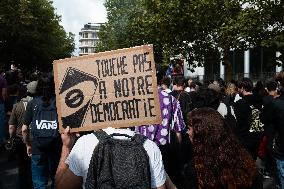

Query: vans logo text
[[36, 120, 57, 129]]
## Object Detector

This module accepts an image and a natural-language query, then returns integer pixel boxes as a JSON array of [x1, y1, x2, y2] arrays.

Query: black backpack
[[85, 130, 151, 189], [30, 97, 59, 149]]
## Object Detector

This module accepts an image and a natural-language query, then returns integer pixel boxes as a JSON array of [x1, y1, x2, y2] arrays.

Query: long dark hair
[[187, 108, 257, 189]]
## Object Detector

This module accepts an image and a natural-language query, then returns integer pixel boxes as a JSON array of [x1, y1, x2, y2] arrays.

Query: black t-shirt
[[233, 94, 263, 140], [261, 95, 284, 159]]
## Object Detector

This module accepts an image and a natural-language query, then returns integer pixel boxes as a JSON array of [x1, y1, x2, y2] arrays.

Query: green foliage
[[0, 0, 75, 71], [97, 0, 284, 74]]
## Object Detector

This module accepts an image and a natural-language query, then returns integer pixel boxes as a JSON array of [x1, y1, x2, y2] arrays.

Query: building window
[[82, 48, 88, 53], [92, 33, 97, 38]]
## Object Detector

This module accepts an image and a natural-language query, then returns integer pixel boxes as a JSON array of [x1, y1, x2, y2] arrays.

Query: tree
[[98, 0, 284, 79], [0, 0, 75, 71], [256, 0, 284, 65]]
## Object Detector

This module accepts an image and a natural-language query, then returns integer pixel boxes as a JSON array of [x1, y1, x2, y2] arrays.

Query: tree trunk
[[223, 47, 233, 81]]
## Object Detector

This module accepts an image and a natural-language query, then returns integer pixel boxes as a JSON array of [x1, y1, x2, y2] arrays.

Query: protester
[[261, 80, 279, 164], [171, 78, 193, 123], [224, 82, 237, 105], [256, 80, 279, 179], [22, 74, 61, 189], [5, 64, 20, 85], [181, 107, 262, 189], [55, 126, 176, 189], [253, 80, 268, 97], [0, 66, 7, 147], [260, 72, 284, 188], [135, 90, 185, 186], [188, 82, 198, 110], [234, 78, 264, 159], [184, 78, 193, 93], [161, 77, 172, 94], [8, 81, 37, 189], [265, 80, 279, 99], [234, 81, 243, 103]]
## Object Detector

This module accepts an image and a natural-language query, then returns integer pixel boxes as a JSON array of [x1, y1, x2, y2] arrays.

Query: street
[[0, 145, 278, 189]]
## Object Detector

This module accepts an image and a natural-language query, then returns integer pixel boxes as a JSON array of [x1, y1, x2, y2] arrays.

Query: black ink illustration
[[59, 67, 98, 128]]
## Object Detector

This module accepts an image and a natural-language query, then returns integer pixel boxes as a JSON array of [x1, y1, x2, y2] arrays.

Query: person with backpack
[[55, 126, 175, 189], [8, 81, 37, 189], [233, 78, 264, 160], [170, 78, 193, 124], [22, 74, 61, 189]]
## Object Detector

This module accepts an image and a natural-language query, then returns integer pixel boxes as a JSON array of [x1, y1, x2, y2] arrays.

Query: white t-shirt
[[217, 102, 236, 119], [66, 127, 166, 188], [234, 93, 242, 103]]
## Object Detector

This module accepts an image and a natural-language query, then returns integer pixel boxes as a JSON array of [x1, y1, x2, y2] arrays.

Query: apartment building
[[79, 23, 104, 56]]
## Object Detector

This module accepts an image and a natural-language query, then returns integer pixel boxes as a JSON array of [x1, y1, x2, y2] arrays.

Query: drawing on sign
[[59, 67, 99, 128]]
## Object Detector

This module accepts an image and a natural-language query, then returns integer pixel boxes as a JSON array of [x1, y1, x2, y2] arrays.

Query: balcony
[[79, 43, 95, 48], [79, 36, 99, 41]]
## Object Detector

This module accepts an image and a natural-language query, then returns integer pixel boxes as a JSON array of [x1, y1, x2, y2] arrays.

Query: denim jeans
[[0, 103, 5, 143], [31, 152, 59, 189], [275, 158, 284, 189]]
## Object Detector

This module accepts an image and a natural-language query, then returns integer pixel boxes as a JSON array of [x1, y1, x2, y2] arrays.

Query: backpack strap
[[109, 133, 133, 139], [132, 134, 147, 145], [177, 91, 183, 101], [33, 97, 41, 105], [93, 130, 109, 141], [95, 130, 146, 144]]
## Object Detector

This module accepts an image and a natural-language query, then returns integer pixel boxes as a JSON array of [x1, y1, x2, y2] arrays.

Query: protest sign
[[53, 45, 162, 133]]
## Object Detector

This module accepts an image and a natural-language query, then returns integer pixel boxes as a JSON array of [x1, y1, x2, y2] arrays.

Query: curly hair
[[187, 108, 257, 189]]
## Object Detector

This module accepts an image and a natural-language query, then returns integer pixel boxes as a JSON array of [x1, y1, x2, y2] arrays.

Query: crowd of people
[[0, 63, 284, 189]]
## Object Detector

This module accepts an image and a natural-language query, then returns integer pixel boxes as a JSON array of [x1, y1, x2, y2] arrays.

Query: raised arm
[[55, 127, 82, 189]]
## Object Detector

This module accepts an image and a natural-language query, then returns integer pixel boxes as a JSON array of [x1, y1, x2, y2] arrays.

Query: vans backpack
[[249, 105, 264, 133], [31, 97, 59, 149], [85, 130, 151, 189]]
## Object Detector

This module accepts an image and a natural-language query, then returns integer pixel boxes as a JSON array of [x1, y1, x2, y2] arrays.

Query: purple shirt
[[0, 75, 7, 103], [135, 90, 186, 146]]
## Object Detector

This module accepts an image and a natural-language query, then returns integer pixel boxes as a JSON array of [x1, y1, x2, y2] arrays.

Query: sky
[[52, 0, 108, 55]]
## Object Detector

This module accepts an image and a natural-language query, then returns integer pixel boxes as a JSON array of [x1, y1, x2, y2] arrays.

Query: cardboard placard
[[53, 45, 162, 133]]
